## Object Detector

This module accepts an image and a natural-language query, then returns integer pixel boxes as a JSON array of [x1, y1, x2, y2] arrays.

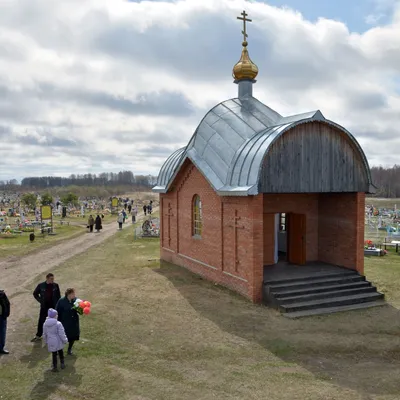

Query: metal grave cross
[[237, 10, 252, 42], [229, 210, 245, 271], [164, 203, 174, 246]]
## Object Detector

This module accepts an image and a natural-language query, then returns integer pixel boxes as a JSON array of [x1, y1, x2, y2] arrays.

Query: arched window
[[193, 195, 202, 237]]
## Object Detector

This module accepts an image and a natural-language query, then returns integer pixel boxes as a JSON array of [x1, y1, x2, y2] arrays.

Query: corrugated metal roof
[[153, 97, 372, 195], [152, 147, 185, 191]]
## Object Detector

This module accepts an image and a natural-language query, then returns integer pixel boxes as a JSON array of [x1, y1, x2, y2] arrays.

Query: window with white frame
[[193, 195, 202, 237]]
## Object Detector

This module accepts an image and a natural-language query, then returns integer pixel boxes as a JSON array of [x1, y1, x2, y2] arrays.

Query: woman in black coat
[[94, 215, 102, 232], [56, 288, 80, 355]]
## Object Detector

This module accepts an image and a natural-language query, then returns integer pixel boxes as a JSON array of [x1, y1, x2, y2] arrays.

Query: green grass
[[365, 252, 400, 304], [366, 198, 400, 209], [0, 224, 85, 259], [1, 226, 400, 399]]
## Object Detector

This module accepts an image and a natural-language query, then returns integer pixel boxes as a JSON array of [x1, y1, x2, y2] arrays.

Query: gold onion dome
[[232, 41, 258, 81]]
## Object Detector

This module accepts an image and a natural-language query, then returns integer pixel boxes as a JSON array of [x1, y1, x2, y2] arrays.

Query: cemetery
[[0, 191, 158, 258], [364, 203, 400, 256]]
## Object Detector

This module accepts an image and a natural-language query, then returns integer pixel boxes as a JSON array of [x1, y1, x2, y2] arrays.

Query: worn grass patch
[[0, 224, 84, 259], [1, 229, 400, 400]]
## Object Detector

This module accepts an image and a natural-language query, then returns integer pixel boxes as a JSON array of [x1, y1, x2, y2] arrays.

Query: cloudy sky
[[0, 0, 399, 181]]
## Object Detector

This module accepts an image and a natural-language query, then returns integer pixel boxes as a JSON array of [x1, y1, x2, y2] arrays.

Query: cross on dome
[[232, 10, 259, 82], [237, 10, 252, 45]]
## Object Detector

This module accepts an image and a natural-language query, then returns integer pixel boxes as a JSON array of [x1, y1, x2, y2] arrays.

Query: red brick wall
[[318, 193, 365, 273], [263, 194, 320, 263], [159, 160, 264, 302], [159, 160, 365, 302]]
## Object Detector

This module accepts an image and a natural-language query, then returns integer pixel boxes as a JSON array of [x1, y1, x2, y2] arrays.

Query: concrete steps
[[282, 300, 387, 319], [263, 269, 385, 318], [273, 281, 372, 298], [278, 286, 377, 304]]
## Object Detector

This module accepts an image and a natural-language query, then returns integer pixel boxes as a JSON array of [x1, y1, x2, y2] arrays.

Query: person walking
[[56, 288, 80, 356], [87, 215, 94, 233], [131, 205, 138, 223], [31, 273, 61, 342], [117, 212, 124, 230], [95, 214, 102, 232], [0, 289, 10, 355], [43, 308, 68, 372], [143, 204, 147, 216]]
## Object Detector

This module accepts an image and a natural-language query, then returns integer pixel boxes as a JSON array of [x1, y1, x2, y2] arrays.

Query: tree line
[[0, 171, 158, 190], [1, 166, 399, 198], [370, 165, 400, 198]]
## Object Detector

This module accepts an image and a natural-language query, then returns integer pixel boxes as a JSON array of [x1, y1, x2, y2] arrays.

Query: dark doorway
[[278, 212, 287, 261]]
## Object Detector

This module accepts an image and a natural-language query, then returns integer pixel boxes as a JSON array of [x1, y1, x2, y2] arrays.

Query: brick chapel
[[153, 11, 374, 304]]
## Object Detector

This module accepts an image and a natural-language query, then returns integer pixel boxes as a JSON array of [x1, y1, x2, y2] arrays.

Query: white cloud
[[0, 0, 399, 181], [365, 0, 399, 24]]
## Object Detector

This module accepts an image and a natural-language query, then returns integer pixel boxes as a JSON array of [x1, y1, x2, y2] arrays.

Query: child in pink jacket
[[43, 308, 68, 372]]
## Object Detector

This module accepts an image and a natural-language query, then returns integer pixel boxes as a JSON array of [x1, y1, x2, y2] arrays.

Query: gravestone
[[141, 217, 160, 238], [364, 249, 381, 256]]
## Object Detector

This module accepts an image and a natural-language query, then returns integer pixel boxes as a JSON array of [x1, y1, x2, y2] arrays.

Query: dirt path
[[0, 210, 157, 298]]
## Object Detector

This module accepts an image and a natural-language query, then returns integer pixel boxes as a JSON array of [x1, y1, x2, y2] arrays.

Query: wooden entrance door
[[288, 213, 306, 265], [263, 213, 276, 265]]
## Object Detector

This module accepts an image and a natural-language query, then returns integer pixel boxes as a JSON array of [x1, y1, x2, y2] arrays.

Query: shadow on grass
[[20, 341, 49, 369], [29, 355, 82, 400], [155, 261, 400, 399]]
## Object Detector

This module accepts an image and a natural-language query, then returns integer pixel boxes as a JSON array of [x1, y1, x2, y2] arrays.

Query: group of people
[[1, 275, 82, 372], [1, 272, 81, 372], [30, 273, 81, 372], [87, 214, 103, 233], [117, 203, 141, 229], [143, 201, 153, 216]]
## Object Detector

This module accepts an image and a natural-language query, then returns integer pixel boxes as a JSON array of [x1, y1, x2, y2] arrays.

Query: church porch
[[262, 261, 385, 317], [262, 192, 365, 274], [258, 192, 387, 316], [263, 261, 350, 282]]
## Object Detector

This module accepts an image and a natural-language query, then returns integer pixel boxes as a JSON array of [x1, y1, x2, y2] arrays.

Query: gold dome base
[[232, 45, 258, 81]]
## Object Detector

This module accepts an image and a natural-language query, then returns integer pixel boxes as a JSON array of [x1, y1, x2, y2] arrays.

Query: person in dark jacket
[[56, 288, 80, 355], [87, 215, 95, 233], [0, 289, 10, 354], [31, 273, 61, 342], [95, 215, 102, 232]]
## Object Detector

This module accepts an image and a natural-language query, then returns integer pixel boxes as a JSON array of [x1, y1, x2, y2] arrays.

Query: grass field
[[1, 216, 400, 399], [366, 198, 400, 209], [0, 224, 85, 259]]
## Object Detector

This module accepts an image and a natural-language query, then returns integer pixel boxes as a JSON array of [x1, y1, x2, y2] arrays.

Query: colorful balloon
[[83, 307, 91, 315]]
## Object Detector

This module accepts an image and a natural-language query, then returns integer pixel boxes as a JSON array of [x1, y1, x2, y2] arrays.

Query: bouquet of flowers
[[364, 240, 374, 249], [72, 298, 92, 315]]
